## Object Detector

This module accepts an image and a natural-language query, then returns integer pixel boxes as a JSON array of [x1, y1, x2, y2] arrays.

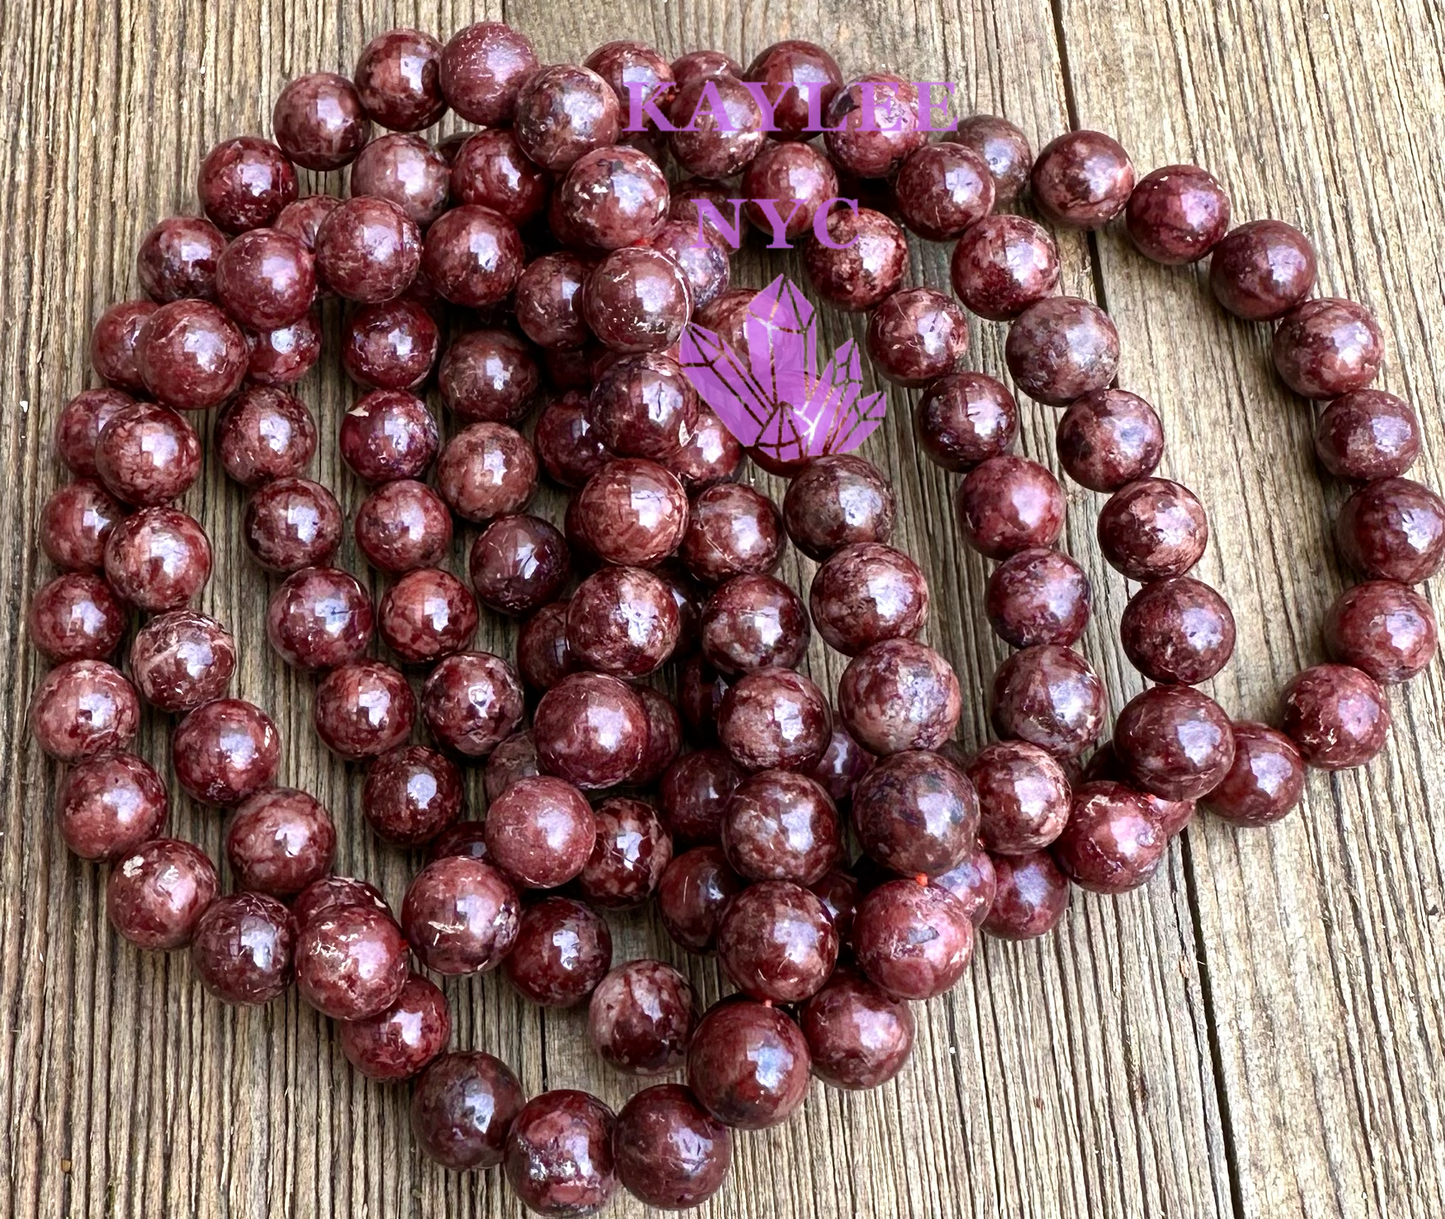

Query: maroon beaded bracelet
[[28, 19, 1441, 1217]]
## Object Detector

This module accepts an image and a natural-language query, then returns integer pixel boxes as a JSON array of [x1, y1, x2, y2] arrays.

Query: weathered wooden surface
[[1, 1, 1443, 1216]]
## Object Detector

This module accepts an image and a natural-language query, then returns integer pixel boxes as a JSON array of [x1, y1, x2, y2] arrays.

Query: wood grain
[[1, 1, 1442, 1216]]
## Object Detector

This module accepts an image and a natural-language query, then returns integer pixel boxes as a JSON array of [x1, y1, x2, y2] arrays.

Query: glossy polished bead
[[589, 959, 698, 1075], [379, 567, 478, 664], [421, 651, 525, 758], [866, 288, 969, 387], [1324, 579, 1437, 684], [579, 796, 673, 909], [782, 456, 895, 561], [354, 481, 450, 575], [246, 312, 322, 385], [341, 389, 439, 483], [839, 638, 962, 756], [983, 850, 1069, 940], [811, 727, 875, 809], [315, 197, 422, 303], [266, 566, 373, 671], [90, 401, 200, 506], [560, 146, 669, 249], [343, 298, 439, 392], [956, 456, 1065, 559], [1113, 685, 1235, 800], [1053, 781, 1166, 894], [614, 1083, 732, 1210], [1205, 721, 1306, 826], [291, 875, 391, 931], [484, 730, 541, 803], [680, 482, 781, 585], [658, 845, 744, 953], [740, 140, 838, 238], [273, 72, 369, 170], [949, 214, 1060, 323], [242, 477, 342, 572], [216, 386, 316, 487], [28, 573, 125, 662], [665, 405, 743, 492], [824, 74, 924, 178], [1209, 219, 1317, 321], [722, 768, 842, 885], [949, 114, 1032, 203], [1337, 477, 1445, 584], [136, 216, 227, 302], [354, 27, 446, 130], [1031, 130, 1134, 229], [584, 246, 692, 354], [127, 611, 233, 713], [660, 749, 741, 844], [440, 21, 537, 125], [577, 459, 689, 567], [106, 838, 218, 949], [1272, 297, 1384, 399], [1082, 740, 1195, 838], [402, 855, 520, 974], [513, 63, 619, 173], [1119, 576, 1235, 684], [484, 775, 595, 890], [700, 573, 809, 674], [801, 966, 915, 1091], [190, 892, 294, 1005], [718, 880, 839, 1003], [1281, 663, 1392, 769], [930, 840, 997, 926], [805, 207, 908, 312], [504, 897, 612, 1008], [198, 137, 297, 233], [57, 752, 167, 861], [1314, 390, 1420, 481], [103, 506, 211, 610], [990, 644, 1106, 758], [437, 331, 538, 427], [90, 299, 157, 390], [469, 514, 571, 617], [412, 1051, 525, 1171], [224, 786, 335, 897], [451, 130, 550, 229], [215, 228, 315, 333], [533, 671, 648, 788], [894, 141, 995, 241], [1125, 164, 1231, 264], [351, 133, 450, 228], [363, 744, 464, 846], [1005, 296, 1120, 406], [718, 667, 832, 773], [687, 999, 810, 1129], [504, 1090, 617, 1218], [294, 903, 409, 1020], [1098, 477, 1209, 580], [340, 972, 450, 1081], [136, 300, 248, 410], [1055, 388, 1164, 492], [852, 749, 979, 876], [669, 75, 765, 178], [965, 740, 1071, 854], [986, 547, 1091, 648], [853, 879, 973, 999], [172, 697, 279, 805], [914, 372, 1018, 472], [314, 661, 415, 761], [436, 422, 536, 523]]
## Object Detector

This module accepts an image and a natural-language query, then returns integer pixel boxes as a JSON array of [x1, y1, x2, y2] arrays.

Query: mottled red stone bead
[[130, 610, 235, 712], [679, 482, 781, 585], [782, 456, 895, 561], [274, 195, 340, 261], [1324, 579, 1437, 684], [438, 329, 539, 425], [314, 197, 422, 304], [560, 146, 669, 250], [190, 892, 294, 1005], [291, 876, 391, 931], [895, 141, 995, 241], [535, 394, 611, 491], [294, 903, 409, 1020], [811, 727, 875, 808], [1031, 130, 1134, 229], [29, 658, 138, 762], [1097, 477, 1209, 581], [515, 256, 592, 353], [354, 27, 446, 131], [245, 312, 323, 386], [577, 458, 689, 568], [584, 247, 692, 354], [964, 740, 1070, 855], [314, 661, 415, 761], [717, 880, 838, 1003], [532, 671, 648, 788], [1272, 297, 1385, 399], [341, 389, 439, 483], [982, 850, 1068, 940], [809, 543, 928, 658], [469, 514, 572, 617], [504, 1091, 617, 1217], [660, 749, 740, 844], [991, 644, 1106, 758], [273, 72, 370, 170], [928, 837, 998, 926], [483, 775, 595, 889], [90, 300, 157, 391], [351, 134, 450, 228], [852, 749, 978, 876], [805, 207, 907, 312], [266, 566, 374, 672], [136, 299, 248, 410], [225, 786, 335, 897], [1082, 741, 1195, 838], [722, 768, 842, 884], [1125, 164, 1231, 264], [699, 573, 808, 675], [102, 506, 211, 610], [216, 386, 316, 487], [411, 1051, 525, 1171], [1337, 476, 1445, 584], [423, 204, 526, 309], [717, 667, 832, 773], [588, 353, 697, 461], [354, 480, 453, 574], [107, 838, 218, 950], [197, 136, 297, 233], [956, 456, 1065, 560], [578, 796, 672, 909], [1205, 722, 1306, 827], [914, 372, 1018, 472], [1053, 780, 1166, 894], [1314, 390, 1420, 482], [54, 388, 134, 478], [513, 63, 619, 172], [670, 50, 741, 91], [439, 20, 536, 125], [564, 565, 678, 678], [27, 573, 125, 662], [1281, 663, 1392, 769], [686, 998, 810, 1131], [436, 421, 536, 523], [403, 855, 520, 974], [587, 959, 698, 1078], [854, 879, 974, 1000], [740, 39, 839, 139], [823, 73, 924, 178], [172, 697, 279, 806], [657, 845, 743, 953], [739, 140, 837, 239], [215, 228, 315, 332], [665, 406, 742, 492], [1005, 295, 1120, 407], [1209, 219, 1317, 321], [985, 547, 1091, 649], [340, 972, 450, 1082], [136, 215, 227, 302], [421, 651, 525, 758], [450, 129, 549, 227], [800, 965, 915, 1091], [631, 688, 684, 787], [242, 477, 342, 573], [1055, 388, 1164, 492], [1113, 685, 1235, 800], [504, 896, 612, 1008], [865, 288, 969, 388], [362, 744, 464, 847], [513, 602, 573, 694], [668, 75, 766, 178], [342, 298, 439, 391], [378, 567, 478, 664], [483, 730, 540, 803], [1119, 576, 1236, 685], [614, 1084, 731, 1210], [57, 751, 168, 862], [838, 638, 961, 756]]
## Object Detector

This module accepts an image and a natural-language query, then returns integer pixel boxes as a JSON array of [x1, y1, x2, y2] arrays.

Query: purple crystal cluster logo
[[680, 276, 887, 463]]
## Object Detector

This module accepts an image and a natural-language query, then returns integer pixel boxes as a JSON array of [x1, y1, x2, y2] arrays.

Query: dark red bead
[[1281, 663, 1391, 769], [351, 133, 450, 228], [800, 966, 914, 1091], [722, 768, 842, 884], [224, 786, 334, 897], [341, 388, 440, 483], [949, 114, 1032, 204], [990, 644, 1107, 759], [700, 573, 808, 674], [273, 72, 370, 170], [1005, 295, 1120, 406], [242, 477, 342, 573], [852, 749, 978, 876], [718, 880, 838, 1003], [451, 129, 551, 226], [102, 506, 211, 610], [504, 1090, 617, 1217], [661, 749, 741, 844], [411, 1051, 525, 1171], [421, 651, 525, 758], [1053, 781, 1166, 895], [838, 638, 961, 756], [1273, 297, 1384, 399], [1205, 722, 1306, 827], [314, 661, 416, 761], [216, 386, 316, 487], [190, 892, 294, 1005], [1209, 220, 1317, 321], [484, 775, 595, 889], [895, 141, 994, 241], [1030, 130, 1134, 229], [824, 74, 924, 178], [340, 972, 450, 1081], [853, 879, 973, 999], [436, 422, 537, 522], [27, 573, 125, 662], [198, 137, 297, 233], [291, 876, 391, 932], [315, 197, 422, 303], [1337, 477, 1445, 583], [1119, 576, 1235, 684], [680, 482, 780, 585], [136, 215, 227, 302], [583, 247, 692, 354], [718, 667, 832, 773], [266, 566, 374, 672], [90, 300, 157, 391], [363, 745, 464, 846], [1097, 477, 1209, 580], [439, 21, 537, 126], [533, 671, 648, 788], [956, 455, 1065, 559], [949, 214, 1059, 322], [965, 741, 1071, 854], [215, 228, 315, 332], [805, 207, 907, 312], [866, 288, 968, 387], [485, 730, 541, 802], [1113, 685, 1235, 800], [342, 298, 439, 391], [578, 796, 673, 909], [687, 999, 809, 1128], [294, 903, 409, 1020], [516, 256, 592, 352], [914, 372, 1018, 471], [669, 75, 766, 178], [378, 567, 478, 664], [614, 1084, 732, 1210], [171, 697, 278, 806], [982, 850, 1069, 940], [503, 896, 612, 1008], [658, 845, 743, 954], [1055, 388, 1165, 492], [1314, 390, 1420, 481], [402, 855, 520, 974], [437, 329, 539, 425], [589, 959, 698, 1076], [354, 27, 446, 131], [985, 547, 1091, 648], [57, 752, 168, 862], [136, 299, 248, 410], [930, 839, 998, 926], [1324, 579, 1437, 684], [106, 838, 217, 949], [1125, 164, 1231, 264], [469, 514, 572, 617]]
